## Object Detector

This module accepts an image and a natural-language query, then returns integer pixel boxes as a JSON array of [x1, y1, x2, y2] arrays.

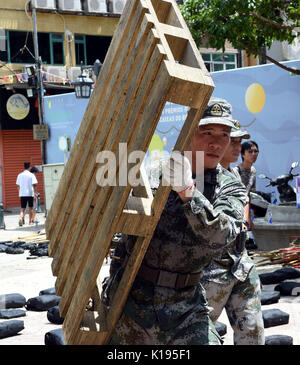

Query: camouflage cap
[[199, 97, 236, 129], [230, 123, 251, 139]]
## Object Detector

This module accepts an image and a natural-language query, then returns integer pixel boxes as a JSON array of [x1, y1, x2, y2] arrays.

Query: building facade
[[0, 0, 268, 209], [0, 0, 120, 209]]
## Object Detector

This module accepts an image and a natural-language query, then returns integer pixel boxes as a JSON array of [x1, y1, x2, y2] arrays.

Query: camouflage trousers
[[109, 310, 221, 345], [201, 267, 265, 345]]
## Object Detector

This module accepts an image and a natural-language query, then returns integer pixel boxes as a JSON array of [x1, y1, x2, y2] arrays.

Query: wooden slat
[[46, 0, 214, 345], [51, 14, 159, 279], [100, 107, 209, 344], [59, 57, 172, 330], [54, 40, 166, 306], [116, 213, 155, 236], [131, 164, 154, 200], [46, 0, 149, 253]]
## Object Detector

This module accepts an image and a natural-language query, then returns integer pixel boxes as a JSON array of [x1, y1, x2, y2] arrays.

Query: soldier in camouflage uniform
[[200, 125, 264, 345], [101, 97, 248, 345]]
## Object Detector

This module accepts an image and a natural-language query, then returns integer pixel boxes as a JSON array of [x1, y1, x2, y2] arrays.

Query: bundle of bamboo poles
[[251, 237, 300, 268]]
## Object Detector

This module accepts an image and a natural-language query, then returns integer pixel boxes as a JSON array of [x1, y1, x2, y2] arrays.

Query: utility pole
[[31, 2, 47, 165]]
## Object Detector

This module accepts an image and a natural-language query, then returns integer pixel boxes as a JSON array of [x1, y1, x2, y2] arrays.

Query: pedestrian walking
[[16, 162, 38, 226]]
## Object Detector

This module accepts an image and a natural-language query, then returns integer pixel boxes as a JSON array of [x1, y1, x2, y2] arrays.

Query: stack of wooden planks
[[251, 237, 300, 268], [13, 232, 48, 244], [45, 0, 214, 344]]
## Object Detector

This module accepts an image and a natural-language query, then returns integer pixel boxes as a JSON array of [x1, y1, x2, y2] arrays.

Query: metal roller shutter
[[1, 130, 44, 209]]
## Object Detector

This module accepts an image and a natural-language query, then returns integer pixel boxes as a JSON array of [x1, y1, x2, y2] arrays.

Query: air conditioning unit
[[84, 0, 108, 13], [32, 0, 56, 10], [58, 0, 82, 11], [67, 67, 81, 82], [108, 0, 126, 14], [45, 66, 67, 81]]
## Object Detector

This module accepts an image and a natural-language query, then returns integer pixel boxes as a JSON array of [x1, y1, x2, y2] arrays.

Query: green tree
[[180, 0, 300, 75]]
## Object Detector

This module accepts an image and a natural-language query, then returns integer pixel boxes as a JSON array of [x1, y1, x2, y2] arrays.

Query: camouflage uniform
[[102, 165, 247, 345], [201, 166, 264, 345]]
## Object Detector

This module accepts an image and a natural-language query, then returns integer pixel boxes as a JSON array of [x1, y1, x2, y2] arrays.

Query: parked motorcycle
[[258, 161, 299, 204], [250, 191, 270, 217]]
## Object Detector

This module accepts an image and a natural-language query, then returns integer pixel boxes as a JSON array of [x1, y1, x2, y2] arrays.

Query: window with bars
[[201, 53, 237, 72]]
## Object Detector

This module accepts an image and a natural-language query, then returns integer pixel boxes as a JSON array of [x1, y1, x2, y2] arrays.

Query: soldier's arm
[[182, 180, 247, 247]]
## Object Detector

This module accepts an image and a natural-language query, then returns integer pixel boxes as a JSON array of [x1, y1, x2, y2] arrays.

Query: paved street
[[0, 209, 299, 345], [0, 209, 110, 345]]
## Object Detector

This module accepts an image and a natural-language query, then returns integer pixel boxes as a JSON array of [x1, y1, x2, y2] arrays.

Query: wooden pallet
[[45, 0, 214, 345]]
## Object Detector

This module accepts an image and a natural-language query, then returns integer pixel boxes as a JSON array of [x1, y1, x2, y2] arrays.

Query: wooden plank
[[46, 0, 149, 254], [102, 235, 156, 344], [44, 0, 135, 238], [54, 40, 166, 304], [152, 105, 211, 218], [61, 59, 175, 342], [46, 0, 215, 345], [50, 14, 157, 264], [132, 164, 154, 199], [123, 196, 153, 216], [58, 47, 168, 312], [116, 213, 155, 236], [101, 108, 210, 345], [50, 15, 159, 279], [64, 111, 209, 346]]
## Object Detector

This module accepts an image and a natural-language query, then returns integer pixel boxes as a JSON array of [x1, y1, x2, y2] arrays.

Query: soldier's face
[[188, 124, 231, 172], [223, 137, 242, 164]]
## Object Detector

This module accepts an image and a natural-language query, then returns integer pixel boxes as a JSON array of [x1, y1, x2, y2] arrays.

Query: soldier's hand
[[162, 151, 194, 194]]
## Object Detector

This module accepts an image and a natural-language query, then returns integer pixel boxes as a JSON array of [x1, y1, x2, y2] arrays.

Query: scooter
[[258, 161, 299, 204], [250, 191, 270, 217]]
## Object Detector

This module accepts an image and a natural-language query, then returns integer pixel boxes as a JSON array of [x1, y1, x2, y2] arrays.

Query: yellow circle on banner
[[245, 83, 266, 114], [149, 134, 163, 158], [6, 94, 30, 120]]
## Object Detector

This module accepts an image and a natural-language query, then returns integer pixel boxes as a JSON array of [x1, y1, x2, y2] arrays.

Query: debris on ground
[[249, 241, 300, 269], [274, 281, 300, 296], [260, 290, 281, 305], [0, 293, 26, 308], [263, 309, 289, 328], [0, 233, 49, 258], [0, 309, 26, 319], [265, 334, 293, 345], [25, 295, 60, 312], [44, 328, 65, 345], [0, 287, 63, 341], [47, 306, 64, 325], [258, 267, 300, 285], [0, 320, 24, 339]]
